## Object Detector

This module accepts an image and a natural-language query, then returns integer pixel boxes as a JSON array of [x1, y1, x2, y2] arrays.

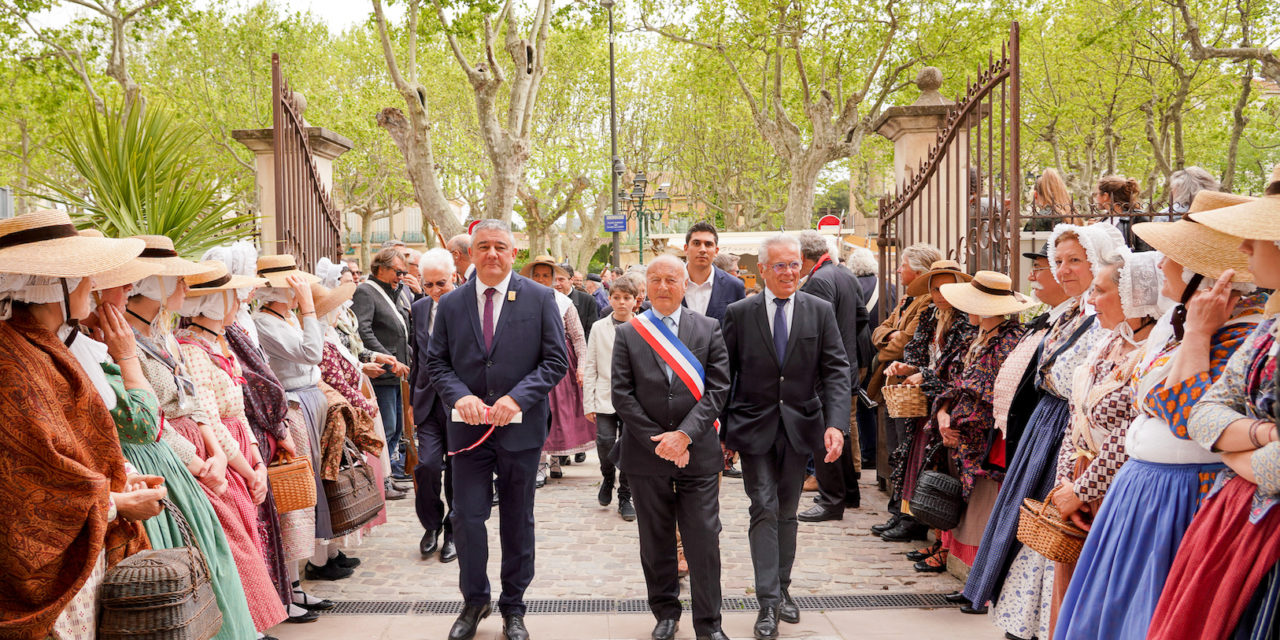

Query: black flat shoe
[[870, 514, 901, 535], [575, 452, 587, 463], [286, 608, 320, 623], [439, 538, 457, 563], [913, 551, 949, 573], [333, 550, 361, 569], [880, 519, 929, 542], [293, 595, 336, 611], [961, 603, 989, 614], [598, 479, 615, 506], [502, 614, 529, 640], [448, 603, 491, 640], [779, 589, 800, 624], [618, 497, 636, 522], [907, 541, 942, 562], [722, 465, 742, 478], [943, 590, 970, 604], [420, 530, 440, 557], [797, 505, 843, 522], [304, 560, 353, 581], [753, 605, 779, 639], [651, 619, 678, 640]]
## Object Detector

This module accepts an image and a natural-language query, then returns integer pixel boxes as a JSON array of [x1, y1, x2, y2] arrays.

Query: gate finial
[[913, 67, 948, 106]]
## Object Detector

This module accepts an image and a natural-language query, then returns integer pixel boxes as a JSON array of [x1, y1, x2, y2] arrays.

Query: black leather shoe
[[333, 550, 361, 569], [618, 497, 636, 522], [797, 505, 843, 522], [502, 614, 529, 640], [722, 465, 742, 478], [943, 590, 970, 604], [303, 560, 353, 581], [753, 606, 779, 639], [420, 530, 440, 557], [880, 519, 929, 542], [439, 537, 457, 563], [286, 608, 319, 623], [448, 604, 491, 640], [870, 514, 901, 535], [907, 541, 942, 562], [575, 452, 587, 463], [598, 478, 615, 506], [914, 553, 948, 573], [697, 631, 730, 640], [779, 589, 799, 624], [651, 618, 678, 640], [961, 603, 989, 614]]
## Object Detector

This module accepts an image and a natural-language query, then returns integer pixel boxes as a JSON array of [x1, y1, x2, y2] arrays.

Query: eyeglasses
[[424, 280, 449, 289], [766, 261, 802, 274], [1030, 266, 1052, 273], [394, 270, 408, 277]]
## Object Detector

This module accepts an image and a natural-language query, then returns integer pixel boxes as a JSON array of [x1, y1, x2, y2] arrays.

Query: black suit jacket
[[1004, 329, 1048, 462], [352, 279, 411, 387], [721, 292, 852, 457], [611, 309, 730, 476], [800, 261, 866, 376], [568, 288, 599, 341], [683, 266, 746, 321], [409, 295, 440, 425], [425, 274, 569, 452]]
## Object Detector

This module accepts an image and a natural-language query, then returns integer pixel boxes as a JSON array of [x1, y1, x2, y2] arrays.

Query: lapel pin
[[508, 291, 516, 302]]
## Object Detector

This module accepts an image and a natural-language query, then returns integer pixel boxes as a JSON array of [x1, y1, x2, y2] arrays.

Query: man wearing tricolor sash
[[611, 255, 731, 640]]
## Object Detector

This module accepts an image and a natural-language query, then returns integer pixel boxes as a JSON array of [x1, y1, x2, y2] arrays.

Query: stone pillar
[[231, 94, 352, 256]]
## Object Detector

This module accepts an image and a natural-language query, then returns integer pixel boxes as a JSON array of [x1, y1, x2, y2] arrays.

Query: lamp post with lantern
[[619, 171, 670, 264]]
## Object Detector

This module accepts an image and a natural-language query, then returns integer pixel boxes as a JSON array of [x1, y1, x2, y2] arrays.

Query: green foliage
[[36, 103, 256, 257]]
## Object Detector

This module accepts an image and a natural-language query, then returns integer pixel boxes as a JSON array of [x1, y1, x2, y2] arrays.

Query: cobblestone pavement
[[301, 452, 961, 602]]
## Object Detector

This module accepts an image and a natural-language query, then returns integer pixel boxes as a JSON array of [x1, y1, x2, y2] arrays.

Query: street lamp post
[[620, 171, 670, 264], [602, 0, 622, 267]]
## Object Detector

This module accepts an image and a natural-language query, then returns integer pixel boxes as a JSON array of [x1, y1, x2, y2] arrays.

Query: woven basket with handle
[[268, 451, 317, 514], [99, 499, 223, 640], [909, 443, 965, 530], [325, 439, 384, 537], [883, 378, 928, 418], [1017, 497, 1087, 564]]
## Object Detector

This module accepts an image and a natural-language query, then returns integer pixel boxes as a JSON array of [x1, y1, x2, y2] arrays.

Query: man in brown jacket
[[866, 243, 941, 539]]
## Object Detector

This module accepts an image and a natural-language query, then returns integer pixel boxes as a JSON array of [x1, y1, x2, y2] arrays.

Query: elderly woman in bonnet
[[911, 272, 1033, 578], [1148, 188, 1280, 640], [1053, 192, 1268, 640], [174, 261, 288, 633], [964, 222, 1126, 640], [0, 210, 160, 639]]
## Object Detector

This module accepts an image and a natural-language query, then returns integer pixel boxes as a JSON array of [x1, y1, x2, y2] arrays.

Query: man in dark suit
[[796, 230, 867, 521], [409, 248, 459, 563], [612, 255, 731, 640], [682, 220, 746, 322], [425, 220, 569, 640], [352, 246, 413, 480], [721, 235, 851, 640]]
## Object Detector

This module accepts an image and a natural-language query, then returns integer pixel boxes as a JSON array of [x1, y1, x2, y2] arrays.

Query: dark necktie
[[483, 288, 496, 352], [774, 297, 789, 363]]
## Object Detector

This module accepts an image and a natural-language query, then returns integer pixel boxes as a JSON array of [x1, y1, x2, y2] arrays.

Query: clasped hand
[[651, 431, 692, 468], [455, 394, 521, 426]]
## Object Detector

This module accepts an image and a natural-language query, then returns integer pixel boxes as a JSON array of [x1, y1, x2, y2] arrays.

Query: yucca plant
[[37, 103, 258, 258]]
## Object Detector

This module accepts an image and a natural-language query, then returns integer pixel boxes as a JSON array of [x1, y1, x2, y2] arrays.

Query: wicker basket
[[909, 445, 964, 530], [325, 440, 384, 537], [1017, 498, 1087, 564], [268, 451, 317, 514], [883, 382, 928, 418], [99, 500, 223, 640]]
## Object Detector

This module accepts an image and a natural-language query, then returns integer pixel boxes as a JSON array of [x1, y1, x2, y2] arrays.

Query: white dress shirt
[[683, 266, 716, 316], [763, 287, 795, 338], [475, 270, 513, 326]]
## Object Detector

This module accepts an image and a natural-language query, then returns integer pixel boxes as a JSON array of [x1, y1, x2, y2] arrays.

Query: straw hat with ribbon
[[519, 254, 568, 279], [0, 209, 143, 278], [1187, 195, 1280, 242], [77, 229, 166, 290], [256, 254, 321, 288], [186, 260, 267, 296], [905, 259, 973, 297], [939, 271, 1035, 317], [134, 235, 215, 276], [311, 281, 357, 318], [1134, 191, 1257, 283]]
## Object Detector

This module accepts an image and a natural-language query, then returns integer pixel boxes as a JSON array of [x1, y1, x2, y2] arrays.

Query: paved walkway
[[282, 452, 996, 638]]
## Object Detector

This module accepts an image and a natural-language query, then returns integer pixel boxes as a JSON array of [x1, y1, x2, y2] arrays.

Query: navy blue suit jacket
[[425, 273, 569, 453], [683, 266, 746, 321], [409, 295, 439, 426]]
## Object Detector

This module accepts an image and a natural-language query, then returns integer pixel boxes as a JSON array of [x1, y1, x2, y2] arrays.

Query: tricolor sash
[[630, 309, 719, 432]]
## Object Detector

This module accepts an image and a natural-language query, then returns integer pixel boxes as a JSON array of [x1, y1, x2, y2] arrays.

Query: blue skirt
[[963, 394, 1070, 606], [1054, 459, 1223, 640]]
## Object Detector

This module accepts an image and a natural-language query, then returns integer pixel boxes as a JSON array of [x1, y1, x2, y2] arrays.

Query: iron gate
[[272, 53, 341, 267]]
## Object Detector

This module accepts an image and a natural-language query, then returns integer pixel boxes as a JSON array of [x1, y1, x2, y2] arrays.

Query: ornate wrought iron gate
[[272, 53, 340, 267], [876, 23, 1022, 318]]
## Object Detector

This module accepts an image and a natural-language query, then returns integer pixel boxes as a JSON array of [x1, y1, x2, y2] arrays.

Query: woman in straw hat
[[916, 272, 1034, 580], [1053, 192, 1268, 640], [881, 259, 976, 547], [174, 261, 288, 633], [1147, 188, 1280, 640], [1043, 250, 1162, 631], [0, 210, 160, 639], [965, 222, 1124, 640]]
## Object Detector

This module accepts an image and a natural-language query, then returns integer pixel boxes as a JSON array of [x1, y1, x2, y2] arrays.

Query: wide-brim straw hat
[[940, 270, 1035, 316], [257, 253, 321, 288], [134, 235, 211, 276], [520, 255, 568, 279], [186, 260, 267, 296], [311, 281, 356, 318], [905, 259, 973, 297], [0, 210, 143, 278], [78, 230, 167, 290], [1134, 191, 1258, 283], [1187, 194, 1280, 242]]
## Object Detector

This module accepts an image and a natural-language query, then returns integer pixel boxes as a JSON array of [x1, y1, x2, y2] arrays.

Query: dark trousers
[[595, 413, 630, 500], [812, 410, 861, 513], [413, 403, 453, 535], [629, 472, 722, 635], [885, 416, 908, 516], [450, 441, 541, 616], [373, 384, 405, 476], [857, 402, 877, 464], [740, 432, 807, 609]]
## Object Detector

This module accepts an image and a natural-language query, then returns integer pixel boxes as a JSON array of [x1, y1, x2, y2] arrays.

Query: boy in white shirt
[[582, 274, 641, 521]]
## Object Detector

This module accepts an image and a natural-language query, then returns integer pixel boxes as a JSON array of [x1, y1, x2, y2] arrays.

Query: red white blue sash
[[630, 309, 719, 432]]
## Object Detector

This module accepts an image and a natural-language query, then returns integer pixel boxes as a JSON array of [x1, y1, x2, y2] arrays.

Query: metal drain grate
[[322, 593, 959, 616]]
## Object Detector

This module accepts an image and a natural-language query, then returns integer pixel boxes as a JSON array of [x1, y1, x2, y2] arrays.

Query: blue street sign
[[604, 214, 627, 233]]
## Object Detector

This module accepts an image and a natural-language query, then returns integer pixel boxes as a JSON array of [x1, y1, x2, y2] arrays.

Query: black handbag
[[324, 439, 385, 537], [909, 443, 965, 531]]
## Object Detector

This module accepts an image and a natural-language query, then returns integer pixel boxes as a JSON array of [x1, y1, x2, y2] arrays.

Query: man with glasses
[[719, 235, 851, 640], [353, 246, 413, 481]]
